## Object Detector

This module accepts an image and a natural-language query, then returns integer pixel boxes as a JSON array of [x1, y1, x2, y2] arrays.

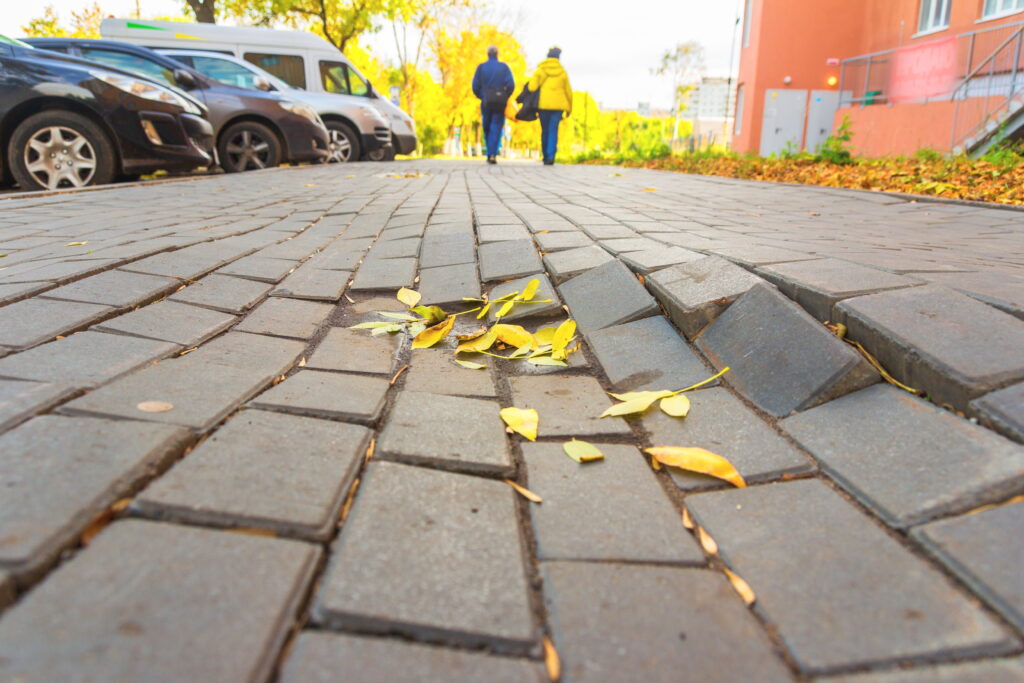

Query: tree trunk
[[186, 0, 216, 23]]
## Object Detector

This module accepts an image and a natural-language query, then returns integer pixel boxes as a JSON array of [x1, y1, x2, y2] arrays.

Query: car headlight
[[91, 71, 203, 116], [281, 101, 321, 124]]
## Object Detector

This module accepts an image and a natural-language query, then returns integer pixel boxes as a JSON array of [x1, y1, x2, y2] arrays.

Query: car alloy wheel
[[327, 128, 353, 163], [225, 129, 272, 170], [23, 126, 97, 190]]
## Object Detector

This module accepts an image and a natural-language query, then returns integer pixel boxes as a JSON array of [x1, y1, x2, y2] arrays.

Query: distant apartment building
[[734, 0, 1024, 157], [682, 76, 734, 142]]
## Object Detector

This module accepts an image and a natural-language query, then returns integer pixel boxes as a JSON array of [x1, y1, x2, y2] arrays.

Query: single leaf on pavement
[[522, 278, 540, 301], [397, 287, 421, 307], [456, 329, 497, 354], [137, 401, 174, 413], [65, 241, 88, 246], [551, 319, 576, 360], [505, 479, 542, 503], [608, 389, 674, 402], [681, 506, 694, 529], [492, 323, 535, 349], [698, 526, 718, 555], [534, 326, 557, 346], [563, 438, 604, 463], [644, 446, 746, 488], [724, 567, 756, 605], [411, 305, 446, 325], [495, 299, 516, 318], [660, 393, 691, 417], [411, 315, 454, 349], [455, 359, 487, 370], [543, 636, 560, 681], [600, 391, 673, 417], [500, 406, 538, 441]]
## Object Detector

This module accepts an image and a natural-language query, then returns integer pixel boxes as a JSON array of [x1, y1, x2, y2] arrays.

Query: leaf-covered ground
[[587, 155, 1024, 206]]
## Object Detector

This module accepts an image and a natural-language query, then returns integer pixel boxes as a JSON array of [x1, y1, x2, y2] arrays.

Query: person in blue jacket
[[472, 46, 515, 164]]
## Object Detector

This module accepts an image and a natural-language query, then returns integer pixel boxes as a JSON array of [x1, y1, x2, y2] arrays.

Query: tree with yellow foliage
[[22, 2, 105, 39]]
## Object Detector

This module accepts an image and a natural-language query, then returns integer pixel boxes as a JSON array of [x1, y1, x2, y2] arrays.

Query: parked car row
[[0, 21, 418, 191]]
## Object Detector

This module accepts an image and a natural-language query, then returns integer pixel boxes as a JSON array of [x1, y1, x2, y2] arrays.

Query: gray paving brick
[[479, 239, 543, 282], [829, 657, 1024, 683], [417, 263, 480, 306], [121, 244, 233, 280], [477, 224, 532, 244], [971, 381, 1024, 443], [709, 245, 820, 267], [586, 316, 712, 391], [306, 244, 364, 271], [0, 520, 319, 682], [0, 331, 179, 388], [620, 246, 704, 274], [0, 281, 53, 306], [420, 233, 475, 268], [686, 479, 1017, 674], [757, 258, 922, 322], [313, 461, 535, 652], [168, 273, 271, 314], [96, 300, 236, 346], [698, 283, 878, 417], [217, 254, 298, 283], [378, 390, 511, 475], [781, 384, 1024, 527], [485, 274, 563, 322], [39, 270, 178, 308], [646, 255, 765, 338], [836, 285, 1024, 411], [270, 265, 350, 301], [307, 326, 398, 375], [369, 237, 421, 259], [923, 270, 1024, 319], [644, 387, 813, 490], [282, 631, 544, 683], [912, 502, 1024, 633], [404, 348, 496, 397], [507, 375, 631, 437], [350, 257, 417, 291], [543, 245, 615, 283], [535, 231, 593, 252], [598, 236, 664, 255], [135, 409, 371, 541], [543, 562, 793, 683], [579, 223, 636, 239], [523, 442, 702, 563], [250, 370, 389, 424], [0, 298, 114, 350], [0, 416, 191, 582], [234, 297, 332, 340], [0, 379, 75, 434], [1, 258, 119, 284], [558, 259, 658, 333]]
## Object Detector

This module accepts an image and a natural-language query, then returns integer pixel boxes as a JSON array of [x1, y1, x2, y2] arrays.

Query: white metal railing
[[950, 25, 1024, 150]]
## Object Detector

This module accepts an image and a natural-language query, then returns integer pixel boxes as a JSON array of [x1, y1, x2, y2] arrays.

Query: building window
[[734, 85, 745, 135], [917, 0, 951, 33], [982, 0, 1024, 18], [742, 0, 753, 48]]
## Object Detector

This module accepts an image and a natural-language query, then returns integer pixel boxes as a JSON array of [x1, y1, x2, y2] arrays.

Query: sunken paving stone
[[419, 233, 475, 268], [269, 265, 350, 301], [281, 631, 545, 683], [168, 273, 271, 314], [0, 379, 76, 434], [39, 270, 178, 308], [598, 236, 665, 255], [829, 657, 1024, 683], [686, 479, 1018, 675], [836, 285, 1024, 411], [756, 258, 922, 322], [644, 387, 814, 490], [368, 238, 421, 260], [709, 245, 820, 268], [0, 416, 192, 583], [534, 231, 593, 252], [543, 245, 616, 284], [478, 239, 544, 282], [922, 270, 1024, 319], [95, 300, 237, 347], [646, 255, 765, 339], [249, 370, 389, 425], [417, 263, 481, 306], [134, 409, 371, 541], [780, 384, 1024, 527], [0, 298, 114, 350], [0, 520, 319, 682], [312, 461, 536, 653], [543, 562, 793, 683], [0, 331, 179, 388], [912, 502, 1024, 633], [522, 442, 703, 564], [306, 327, 398, 375], [620, 246, 704, 274], [485, 274, 563, 322], [476, 224, 532, 244], [377, 391, 511, 475], [507, 375, 632, 438], [558, 259, 659, 333], [349, 257, 417, 291], [403, 349, 497, 398], [585, 316, 714, 391], [234, 297, 333, 340], [971, 381, 1024, 443], [698, 283, 879, 417], [60, 332, 305, 431]]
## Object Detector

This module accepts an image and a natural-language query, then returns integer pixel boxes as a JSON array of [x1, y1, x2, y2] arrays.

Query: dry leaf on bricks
[[724, 567, 756, 605], [550, 319, 576, 361], [644, 447, 746, 488], [397, 287, 421, 307], [505, 480, 542, 503], [563, 439, 605, 463], [659, 393, 691, 417], [137, 401, 174, 413], [454, 359, 486, 370], [600, 391, 673, 417], [456, 329, 498, 354], [411, 315, 455, 349], [543, 636, 560, 681], [500, 407, 539, 441], [492, 323, 536, 350], [698, 526, 718, 554]]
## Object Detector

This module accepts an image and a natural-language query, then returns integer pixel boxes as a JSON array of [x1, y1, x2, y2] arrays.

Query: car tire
[[325, 121, 361, 163], [365, 144, 396, 161], [218, 121, 281, 173], [8, 111, 115, 191]]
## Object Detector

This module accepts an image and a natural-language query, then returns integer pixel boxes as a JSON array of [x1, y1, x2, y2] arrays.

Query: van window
[[80, 47, 177, 87], [244, 52, 305, 89], [319, 61, 350, 95], [345, 65, 369, 96], [190, 55, 265, 90]]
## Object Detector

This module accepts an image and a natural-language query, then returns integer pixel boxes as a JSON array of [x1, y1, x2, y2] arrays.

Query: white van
[[100, 18, 417, 159]]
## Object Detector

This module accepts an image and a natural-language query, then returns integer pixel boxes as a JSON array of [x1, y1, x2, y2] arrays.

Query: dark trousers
[[539, 109, 563, 162], [481, 105, 505, 157]]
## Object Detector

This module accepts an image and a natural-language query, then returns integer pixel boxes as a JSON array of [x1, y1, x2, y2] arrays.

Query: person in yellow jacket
[[528, 47, 572, 165]]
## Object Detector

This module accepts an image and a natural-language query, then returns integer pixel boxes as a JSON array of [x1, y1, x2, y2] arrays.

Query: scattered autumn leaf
[[521, 279, 540, 301], [601, 390, 673, 417], [411, 305, 446, 325], [389, 364, 409, 385], [659, 393, 691, 417], [500, 406, 538, 441], [412, 315, 455, 349], [492, 323, 536, 349], [724, 567, 756, 605], [644, 447, 746, 488], [456, 329, 498, 354], [563, 439, 605, 463], [505, 479, 542, 503], [397, 287, 421, 308], [137, 401, 174, 413], [543, 636, 560, 681], [550, 319, 576, 361], [534, 326, 557, 346], [698, 526, 718, 554], [681, 506, 694, 529], [455, 359, 486, 370], [64, 241, 87, 246]]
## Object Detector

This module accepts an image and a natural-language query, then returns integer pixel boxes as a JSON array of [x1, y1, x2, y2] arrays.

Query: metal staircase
[[951, 25, 1024, 156]]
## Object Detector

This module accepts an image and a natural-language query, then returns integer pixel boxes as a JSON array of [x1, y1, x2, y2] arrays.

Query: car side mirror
[[174, 69, 197, 90], [253, 77, 273, 91]]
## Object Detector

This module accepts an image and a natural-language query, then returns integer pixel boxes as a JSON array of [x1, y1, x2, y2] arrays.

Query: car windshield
[[0, 35, 33, 48], [188, 55, 269, 90]]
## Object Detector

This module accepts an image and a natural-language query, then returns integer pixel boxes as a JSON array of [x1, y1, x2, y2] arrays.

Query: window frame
[[742, 0, 754, 48], [319, 60, 351, 95], [980, 0, 1024, 20], [916, 0, 952, 36], [734, 84, 745, 136], [242, 52, 307, 90]]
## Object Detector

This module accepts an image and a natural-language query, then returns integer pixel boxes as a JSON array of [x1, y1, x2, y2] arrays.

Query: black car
[[25, 38, 330, 173], [0, 34, 212, 191]]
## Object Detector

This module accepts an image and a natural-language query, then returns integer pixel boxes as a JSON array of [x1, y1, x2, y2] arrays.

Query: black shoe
[[543, 159, 554, 165], [487, 156, 496, 164]]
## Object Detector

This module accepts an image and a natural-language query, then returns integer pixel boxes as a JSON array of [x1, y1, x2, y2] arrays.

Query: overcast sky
[[0, 0, 743, 110]]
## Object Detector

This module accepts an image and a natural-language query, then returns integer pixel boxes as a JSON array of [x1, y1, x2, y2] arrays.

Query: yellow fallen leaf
[[137, 401, 174, 413], [495, 299, 516, 318], [456, 329, 497, 354], [455, 359, 486, 370], [411, 315, 454, 349], [492, 323, 536, 349], [543, 636, 560, 681], [600, 391, 673, 417], [456, 327, 487, 341], [698, 526, 718, 555], [641, 187, 657, 191], [660, 394, 691, 417], [724, 567, 756, 605], [410, 305, 446, 325], [551, 319, 576, 360], [644, 447, 746, 488], [608, 389, 673, 402], [505, 479, 542, 503], [563, 438, 604, 463], [534, 326, 557, 346], [500, 406, 538, 441], [650, 453, 662, 470], [379, 312, 420, 321], [522, 279, 540, 301], [65, 241, 87, 246], [676, 366, 730, 393], [681, 506, 694, 529]]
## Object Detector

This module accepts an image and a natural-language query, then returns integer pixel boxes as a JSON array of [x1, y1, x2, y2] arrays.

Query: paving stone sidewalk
[[0, 161, 1022, 682]]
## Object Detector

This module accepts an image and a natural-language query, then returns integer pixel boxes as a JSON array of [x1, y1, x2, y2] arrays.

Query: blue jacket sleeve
[[502, 64, 514, 91], [472, 64, 482, 99]]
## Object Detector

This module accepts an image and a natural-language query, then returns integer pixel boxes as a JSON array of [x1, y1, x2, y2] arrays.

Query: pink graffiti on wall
[[888, 37, 958, 103]]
